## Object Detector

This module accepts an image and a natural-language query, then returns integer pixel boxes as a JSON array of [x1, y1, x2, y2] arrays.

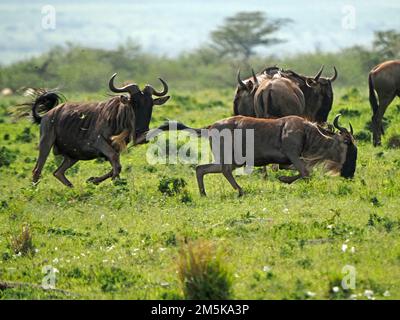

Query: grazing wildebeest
[[26, 73, 170, 186], [155, 114, 357, 196], [235, 66, 337, 122], [253, 72, 306, 118], [233, 67, 279, 116], [282, 66, 337, 122], [368, 60, 400, 146]]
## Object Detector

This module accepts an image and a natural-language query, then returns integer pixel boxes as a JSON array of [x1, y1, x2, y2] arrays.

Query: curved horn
[[237, 69, 248, 91], [333, 114, 346, 132], [109, 73, 140, 96], [329, 66, 338, 82], [147, 78, 168, 96], [251, 68, 259, 87], [306, 78, 315, 88], [314, 65, 324, 81], [349, 122, 354, 135]]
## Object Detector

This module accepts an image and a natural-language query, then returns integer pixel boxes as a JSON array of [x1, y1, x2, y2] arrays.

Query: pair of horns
[[109, 73, 168, 96], [237, 68, 259, 91], [313, 65, 338, 82], [333, 114, 353, 135]]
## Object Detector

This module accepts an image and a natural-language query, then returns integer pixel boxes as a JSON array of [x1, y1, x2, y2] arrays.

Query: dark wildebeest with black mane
[[368, 60, 400, 146], [154, 114, 357, 196], [282, 65, 337, 122], [25, 73, 170, 186]]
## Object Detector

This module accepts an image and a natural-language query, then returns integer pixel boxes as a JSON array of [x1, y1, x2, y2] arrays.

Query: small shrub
[[158, 177, 187, 196], [340, 88, 362, 102], [98, 267, 133, 293], [367, 213, 399, 232], [354, 130, 371, 142], [10, 224, 35, 256], [178, 240, 232, 300], [387, 135, 400, 149], [15, 127, 34, 143], [0, 146, 17, 167], [337, 108, 361, 117]]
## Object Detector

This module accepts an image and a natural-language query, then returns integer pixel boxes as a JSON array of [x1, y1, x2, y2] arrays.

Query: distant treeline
[[0, 33, 397, 93]]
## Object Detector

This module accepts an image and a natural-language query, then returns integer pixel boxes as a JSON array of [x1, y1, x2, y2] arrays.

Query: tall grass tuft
[[178, 240, 232, 300], [10, 224, 35, 256]]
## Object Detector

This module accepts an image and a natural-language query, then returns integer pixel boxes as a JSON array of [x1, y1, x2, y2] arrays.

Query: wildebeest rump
[[253, 72, 306, 118], [155, 114, 357, 196], [26, 74, 170, 186], [368, 60, 400, 146]]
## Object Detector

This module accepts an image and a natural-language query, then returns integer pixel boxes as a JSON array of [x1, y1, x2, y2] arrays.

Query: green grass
[[0, 87, 400, 300]]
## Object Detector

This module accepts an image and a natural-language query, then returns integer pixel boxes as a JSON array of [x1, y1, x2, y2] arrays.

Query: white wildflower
[[263, 266, 271, 272], [332, 286, 340, 293], [383, 290, 390, 297], [364, 290, 374, 299], [342, 244, 348, 252], [306, 291, 316, 297]]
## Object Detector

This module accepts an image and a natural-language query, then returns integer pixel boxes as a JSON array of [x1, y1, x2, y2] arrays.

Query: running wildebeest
[[26, 73, 170, 186], [155, 114, 357, 196], [368, 60, 400, 146]]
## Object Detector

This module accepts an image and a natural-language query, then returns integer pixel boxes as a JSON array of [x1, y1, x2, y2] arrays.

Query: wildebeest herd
[[22, 60, 399, 195]]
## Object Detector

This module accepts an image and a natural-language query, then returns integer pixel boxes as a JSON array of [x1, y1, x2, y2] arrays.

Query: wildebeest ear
[[120, 95, 129, 104], [153, 96, 170, 106]]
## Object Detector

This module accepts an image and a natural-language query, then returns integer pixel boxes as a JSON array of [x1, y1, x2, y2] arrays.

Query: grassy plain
[[0, 87, 399, 299]]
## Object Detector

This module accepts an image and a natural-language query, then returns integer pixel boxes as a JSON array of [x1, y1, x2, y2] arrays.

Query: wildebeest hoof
[[278, 176, 295, 184], [199, 191, 207, 197], [87, 177, 101, 185], [238, 189, 244, 197]]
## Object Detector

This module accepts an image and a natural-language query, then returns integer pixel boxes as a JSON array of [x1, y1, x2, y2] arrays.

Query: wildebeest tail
[[156, 120, 208, 137], [368, 73, 379, 117], [17, 88, 65, 124]]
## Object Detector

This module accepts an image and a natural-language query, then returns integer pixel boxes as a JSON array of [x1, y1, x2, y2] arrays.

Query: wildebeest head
[[109, 73, 170, 134], [233, 69, 259, 117], [287, 66, 337, 122], [332, 114, 357, 178]]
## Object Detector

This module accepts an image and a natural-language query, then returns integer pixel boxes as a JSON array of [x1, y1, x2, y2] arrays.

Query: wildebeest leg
[[278, 155, 309, 184], [88, 137, 121, 184], [222, 165, 244, 196], [53, 156, 78, 187], [32, 131, 55, 184], [196, 163, 223, 196], [87, 170, 113, 185], [261, 165, 268, 179], [372, 93, 395, 146]]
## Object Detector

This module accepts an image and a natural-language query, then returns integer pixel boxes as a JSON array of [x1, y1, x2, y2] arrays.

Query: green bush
[[0, 146, 17, 167]]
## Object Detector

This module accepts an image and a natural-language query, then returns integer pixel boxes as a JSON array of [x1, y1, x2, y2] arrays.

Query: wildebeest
[[233, 67, 279, 117], [26, 73, 170, 186], [234, 66, 337, 122], [253, 72, 306, 118], [155, 114, 357, 196], [283, 66, 337, 122], [368, 60, 400, 146]]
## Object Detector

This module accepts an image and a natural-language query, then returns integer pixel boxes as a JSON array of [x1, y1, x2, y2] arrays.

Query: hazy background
[[0, 0, 399, 91], [1, 0, 399, 64]]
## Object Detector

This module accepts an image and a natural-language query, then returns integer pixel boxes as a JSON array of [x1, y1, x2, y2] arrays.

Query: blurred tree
[[373, 30, 400, 60], [210, 11, 291, 61]]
